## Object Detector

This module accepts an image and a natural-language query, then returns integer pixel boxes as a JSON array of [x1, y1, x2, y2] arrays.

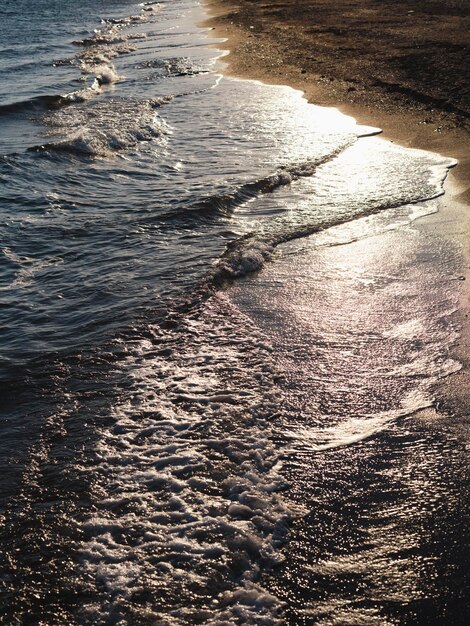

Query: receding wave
[[78, 294, 292, 624], [201, 144, 457, 281], [166, 144, 353, 221], [212, 194, 447, 282]]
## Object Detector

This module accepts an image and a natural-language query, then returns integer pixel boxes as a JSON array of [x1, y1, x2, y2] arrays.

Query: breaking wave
[[212, 196, 441, 281], [209, 150, 456, 281], [0, 1, 162, 125], [35, 97, 171, 158], [164, 142, 354, 223]]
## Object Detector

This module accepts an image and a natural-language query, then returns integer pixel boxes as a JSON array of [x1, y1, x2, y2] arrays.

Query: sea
[[1, 1, 469, 624]]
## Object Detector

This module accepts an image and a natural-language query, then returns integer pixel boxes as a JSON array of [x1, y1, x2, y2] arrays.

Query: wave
[[0, 293, 293, 624], [73, 26, 145, 50], [140, 2, 162, 12], [73, 2, 158, 49], [0, 284, 299, 623], [75, 33, 129, 48], [202, 144, 457, 282], [0, 0, 166, 159], [12, 2, 159, 126], [182, 171, 294, 218], [32, 97, 171, 158], [73, 24, 132, 94], [67, 2, 164, 103], [0, 0, 163, 129], [0, 94, 75, 117], [287, 390, 434, 453], [0, 80, 106, 119], [93, 65, 120, 86], [211, 194, 447, 282], [164, 144, 353, 222], [73, 23, 133, 48]]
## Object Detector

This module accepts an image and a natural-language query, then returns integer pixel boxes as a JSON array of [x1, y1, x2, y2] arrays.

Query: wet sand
[[204, 0, 470, 414]]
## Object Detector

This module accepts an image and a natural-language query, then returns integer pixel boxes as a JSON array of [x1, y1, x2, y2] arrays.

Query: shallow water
[[0, 1, 468, 624]]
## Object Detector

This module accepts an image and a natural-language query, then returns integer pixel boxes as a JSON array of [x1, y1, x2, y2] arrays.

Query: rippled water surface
[[0, 1, 468, 624]]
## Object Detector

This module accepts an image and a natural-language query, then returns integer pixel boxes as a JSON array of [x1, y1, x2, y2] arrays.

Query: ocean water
[[0, 1, 469, 624]]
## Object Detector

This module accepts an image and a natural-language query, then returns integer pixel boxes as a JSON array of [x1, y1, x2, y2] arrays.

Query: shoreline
[[203, 0, 470, 414], [203, 0, 470, 199]]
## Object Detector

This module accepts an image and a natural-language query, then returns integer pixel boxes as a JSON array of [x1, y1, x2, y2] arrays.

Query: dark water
[[0, 1, 468, 624]]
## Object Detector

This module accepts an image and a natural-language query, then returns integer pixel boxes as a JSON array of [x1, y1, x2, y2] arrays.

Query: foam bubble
[[216, 239, 274, 279], [69, 2, 157, 100], [94, 65, 120, 85]]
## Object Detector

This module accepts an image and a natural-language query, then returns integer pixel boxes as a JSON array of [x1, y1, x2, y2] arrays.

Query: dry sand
[[203, 0, 470, 412]]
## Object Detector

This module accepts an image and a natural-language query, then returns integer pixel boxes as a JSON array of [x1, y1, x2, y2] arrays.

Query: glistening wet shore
[[205, 0, 470, 477]]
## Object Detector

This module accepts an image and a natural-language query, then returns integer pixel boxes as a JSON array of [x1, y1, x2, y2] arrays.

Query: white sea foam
[[78, 295, 292, 623], [217, 240, 275, 278], [63, 80, 102, 103], [128, 32, 148, 40], [390, 354, 461, 379], [94, 64, 120, 85], [383, 318, 428, 340], [71, 0, 159, 97], [43, 97, 169, 157], [216, 200, 436, 282]]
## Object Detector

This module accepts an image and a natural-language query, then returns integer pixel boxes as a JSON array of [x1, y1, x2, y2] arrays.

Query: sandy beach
[[205, 0, 470, 414], [204, 0, 470, 173]]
